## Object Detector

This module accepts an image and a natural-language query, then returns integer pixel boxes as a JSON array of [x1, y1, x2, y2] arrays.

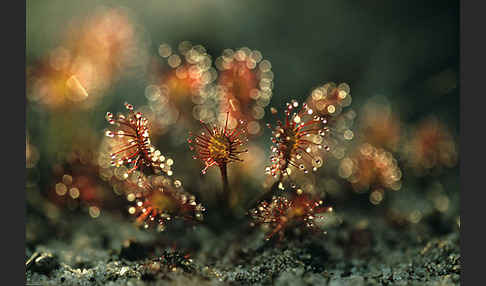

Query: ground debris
[[26, 207, 460, 286]]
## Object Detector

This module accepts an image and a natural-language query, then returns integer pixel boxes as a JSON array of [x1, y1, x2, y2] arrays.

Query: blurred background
[[26, 0, 459, 244]]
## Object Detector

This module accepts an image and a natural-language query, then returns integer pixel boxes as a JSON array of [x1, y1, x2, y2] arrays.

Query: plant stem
[[219, 163, 231, 209]]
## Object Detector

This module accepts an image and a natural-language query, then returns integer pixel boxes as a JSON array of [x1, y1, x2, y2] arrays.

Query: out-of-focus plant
[[27, 7, 148, 111], [402, 116, 458, 176], [339, 143, 402, 205]]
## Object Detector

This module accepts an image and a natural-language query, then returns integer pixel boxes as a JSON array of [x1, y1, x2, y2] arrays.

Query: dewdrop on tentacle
[[250, 194, 333, 240], [104, 103, 173, 175], [188, 109, 248, 174], [265, 100, 331, 181], [127, 175, 205, 230]]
